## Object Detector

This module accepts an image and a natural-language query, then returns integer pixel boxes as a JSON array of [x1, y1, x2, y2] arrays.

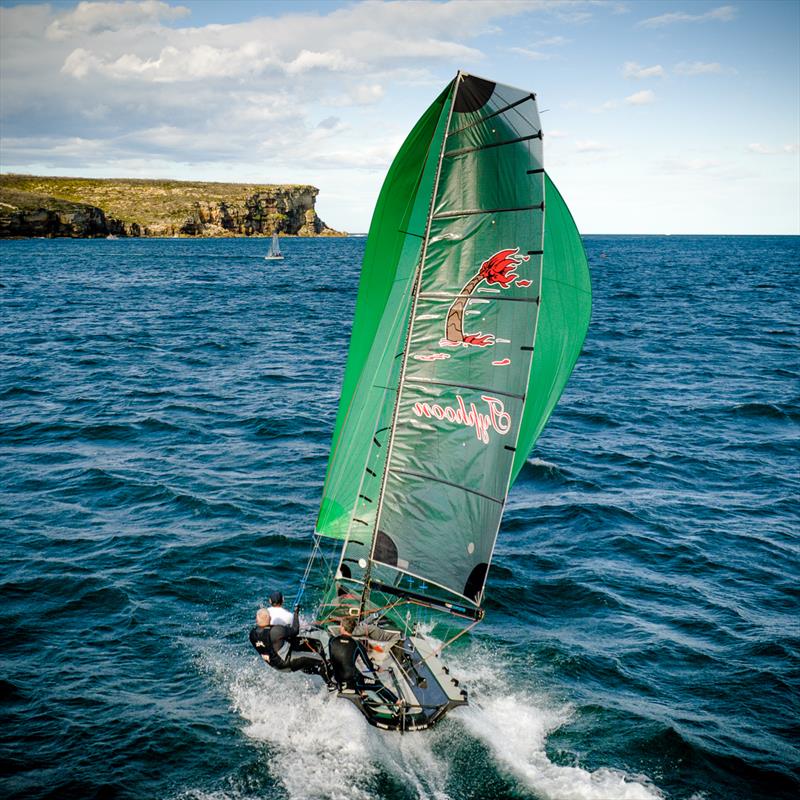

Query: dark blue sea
[[1, 235, 798, 800]]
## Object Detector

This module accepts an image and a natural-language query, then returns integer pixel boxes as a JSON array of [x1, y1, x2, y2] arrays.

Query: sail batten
[[387, 467, 506, 505], [418, 292, 539, 304], [448, 94, 537, 137], [404, 375, 525, 401]]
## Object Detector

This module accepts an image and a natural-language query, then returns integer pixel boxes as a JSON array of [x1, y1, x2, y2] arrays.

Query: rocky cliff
[[0, 175, 343, 238]]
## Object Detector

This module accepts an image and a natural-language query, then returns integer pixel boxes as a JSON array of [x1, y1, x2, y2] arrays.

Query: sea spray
[[197, 636, 663, 800], [448, 644, 663, 800]]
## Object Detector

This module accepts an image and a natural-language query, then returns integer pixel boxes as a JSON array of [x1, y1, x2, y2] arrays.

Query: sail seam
[[418, 292, 539, 304], [444, 131, 542, 157], [433, 202, 543, 219], [388, 468, 505, 504], [447, 93, 536, 137], [404, 375, 525, 400]]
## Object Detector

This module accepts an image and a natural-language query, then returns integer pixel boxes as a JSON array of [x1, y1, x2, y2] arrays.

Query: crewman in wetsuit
[[249, 607, 327, 677], [328, 617, 402, 709], [328, 616, 375, 691]]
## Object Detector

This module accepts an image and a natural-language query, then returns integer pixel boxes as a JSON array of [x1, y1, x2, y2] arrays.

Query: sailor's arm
[[249, 628, 271, 662], [352, 621, 401, 643], [286, 606, 300, 638]]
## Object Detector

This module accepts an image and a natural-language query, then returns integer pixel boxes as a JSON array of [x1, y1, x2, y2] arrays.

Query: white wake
[[449, 645, 662, 800], [194, 639, 662, 800]]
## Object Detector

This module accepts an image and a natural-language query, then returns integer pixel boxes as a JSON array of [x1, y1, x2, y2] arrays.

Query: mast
[[359, 73, 462, 616]]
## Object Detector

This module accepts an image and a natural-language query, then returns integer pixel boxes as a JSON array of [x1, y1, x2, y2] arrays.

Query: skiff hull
[[298, 629, 467, 732]]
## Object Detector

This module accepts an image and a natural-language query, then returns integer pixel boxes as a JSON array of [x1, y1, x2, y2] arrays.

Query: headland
[[0, 174, 345, 238]]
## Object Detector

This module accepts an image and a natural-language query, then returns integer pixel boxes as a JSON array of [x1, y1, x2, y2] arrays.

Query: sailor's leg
[[285, 650, 327, 676]]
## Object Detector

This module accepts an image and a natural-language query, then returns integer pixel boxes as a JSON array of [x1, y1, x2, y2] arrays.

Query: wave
[[611, 291, 641, 300], [520, 457, 566, 481], [730, 402, 797, 421], [0, 416, 200, 446], [0, 385, 47, 399]]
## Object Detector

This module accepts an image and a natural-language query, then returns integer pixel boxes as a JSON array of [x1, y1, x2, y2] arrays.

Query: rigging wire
[[293, 533, 324, 607]]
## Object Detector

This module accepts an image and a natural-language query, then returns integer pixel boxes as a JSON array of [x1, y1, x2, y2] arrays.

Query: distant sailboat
[[264, 233, 284, 260]]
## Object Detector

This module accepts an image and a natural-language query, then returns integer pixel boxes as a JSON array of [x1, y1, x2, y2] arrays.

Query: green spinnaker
[[315, 85, 453, 540], [511, 174, 592, 483], [315, 72, 591, 613]]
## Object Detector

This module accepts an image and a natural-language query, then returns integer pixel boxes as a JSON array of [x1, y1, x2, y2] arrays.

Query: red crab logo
[[443, 247, 530, 347]]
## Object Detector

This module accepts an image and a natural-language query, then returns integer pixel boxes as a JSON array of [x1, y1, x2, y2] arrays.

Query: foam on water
[[449, 647, 662, 800], [198, 638, 661, 800]]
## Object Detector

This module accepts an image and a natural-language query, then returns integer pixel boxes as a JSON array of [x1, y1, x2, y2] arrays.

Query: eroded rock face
[[178, 187, 337, 237], [0, 179, 343, 238], [0, 190, 130, 238]]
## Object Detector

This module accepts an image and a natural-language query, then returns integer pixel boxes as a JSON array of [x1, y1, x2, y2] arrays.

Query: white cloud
[[62, 42, 282, 82], [285, 49, 364, 76], [534, 35, 571, 46], [325, 84, 386, 107], [662, 157, 722, 172], [314, 144, 397, 170], [673, 61, 735, 76], [747, 143, 800, 155], [622, 61, 665, 79], [592, 88, 656, 113], [61, 47, 102, 79], [638, 4, 736, 28], [625, 89, 656, 105], [510, 47, 551, 61], [595, 99, 619, 111], [307, 116, 350, 143], [575, 139, 609, 152], [46, 0, 190, 40]]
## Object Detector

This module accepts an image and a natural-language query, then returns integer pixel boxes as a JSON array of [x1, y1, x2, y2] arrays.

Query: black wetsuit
[[328, 634, 374, 690], [249, 608, 326, 675]]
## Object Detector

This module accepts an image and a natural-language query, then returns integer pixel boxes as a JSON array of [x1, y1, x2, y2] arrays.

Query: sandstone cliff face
[[0, 175, 343, 238], [0, 189, 131, 238], [178, 187, 336, 237]]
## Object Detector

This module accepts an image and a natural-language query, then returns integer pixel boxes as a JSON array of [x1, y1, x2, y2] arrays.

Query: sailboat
[[291, 72, 592, 731], [264, 233, 284, 260]]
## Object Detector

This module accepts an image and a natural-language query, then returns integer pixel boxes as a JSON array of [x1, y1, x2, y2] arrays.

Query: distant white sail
[[264, 233, 284, 260]]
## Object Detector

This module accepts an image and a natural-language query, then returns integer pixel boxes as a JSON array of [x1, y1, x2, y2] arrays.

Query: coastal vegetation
[[0, 174, 343, 238]]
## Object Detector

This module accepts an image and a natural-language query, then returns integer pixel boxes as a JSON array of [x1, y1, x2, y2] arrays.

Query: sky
[[0, 0, 798, 234]]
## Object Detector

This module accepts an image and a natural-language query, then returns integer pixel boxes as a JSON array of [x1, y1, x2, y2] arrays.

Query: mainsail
[[267, 233, 282, 258], [314, 73, 590, 619]]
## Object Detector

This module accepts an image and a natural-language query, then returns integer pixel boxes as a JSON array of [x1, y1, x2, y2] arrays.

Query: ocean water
[[1, 235, 798, 800]]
